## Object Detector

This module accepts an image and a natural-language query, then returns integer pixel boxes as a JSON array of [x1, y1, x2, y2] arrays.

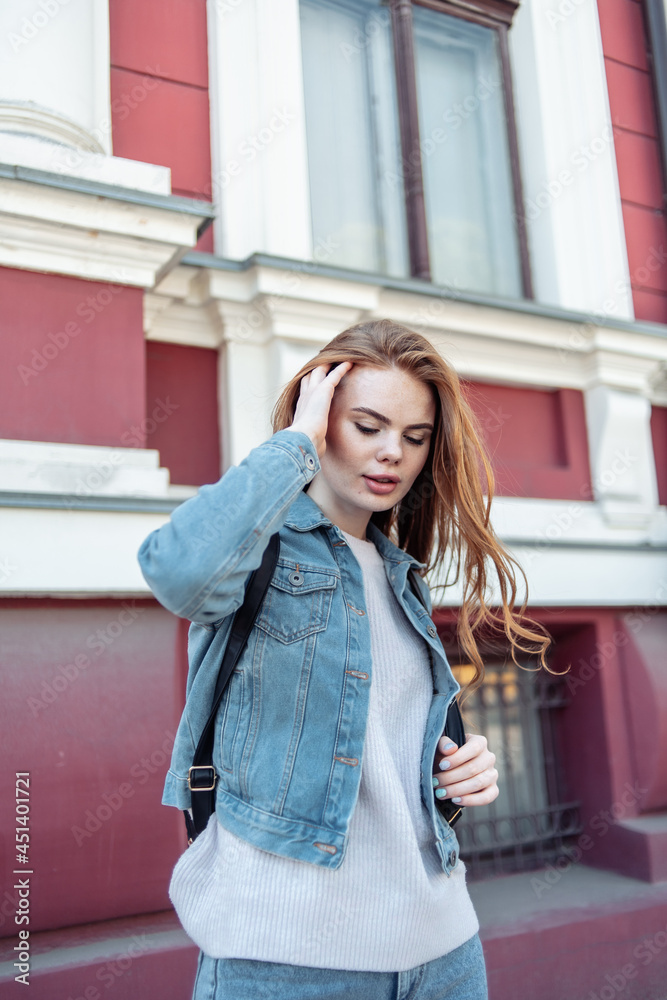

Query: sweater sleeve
[[137, 429, 320, 624]]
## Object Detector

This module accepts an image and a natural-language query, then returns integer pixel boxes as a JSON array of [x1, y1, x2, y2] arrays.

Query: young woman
[[138, 319, 549, 1000]]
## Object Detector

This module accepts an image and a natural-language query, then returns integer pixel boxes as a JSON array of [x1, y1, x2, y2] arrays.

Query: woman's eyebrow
[[350, 406, 434, 432]]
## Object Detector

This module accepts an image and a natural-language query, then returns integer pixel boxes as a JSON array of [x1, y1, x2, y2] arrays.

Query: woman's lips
[[363, 475, 399, 495]]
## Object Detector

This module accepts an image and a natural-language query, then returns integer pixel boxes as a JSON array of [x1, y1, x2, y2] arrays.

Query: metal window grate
[[451, 662, 581, 878]]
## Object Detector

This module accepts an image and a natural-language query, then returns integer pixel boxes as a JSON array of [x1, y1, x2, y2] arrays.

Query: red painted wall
[[0, 600, 189, 937], [109, 0, 213, 252], [434, 605, 667, 882], [462, 382, 592, 501], [0, 267, 145, 448], [597, 0, 667, 324], [144, 341, 221, 486], [651, 405, 667, 505]]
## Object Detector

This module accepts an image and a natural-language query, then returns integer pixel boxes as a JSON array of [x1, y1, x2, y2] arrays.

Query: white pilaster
[[509, 0, 633, 318], [206, 0, 312, 260], [584, 385, 659, 525]]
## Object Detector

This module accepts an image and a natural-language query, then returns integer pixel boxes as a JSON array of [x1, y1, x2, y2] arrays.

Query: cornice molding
[[148, 258, 667, 401], [0, 165, 214, 288]]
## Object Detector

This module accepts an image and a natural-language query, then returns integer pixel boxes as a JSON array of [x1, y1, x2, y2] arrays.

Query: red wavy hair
[[271, 319, 551, 692]]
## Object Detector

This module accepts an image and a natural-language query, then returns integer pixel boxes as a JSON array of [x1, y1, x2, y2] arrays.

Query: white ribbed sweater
[[168, 530, 478, 971]]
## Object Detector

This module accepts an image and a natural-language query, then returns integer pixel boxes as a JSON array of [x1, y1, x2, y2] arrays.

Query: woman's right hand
[[289, 362, 352, 459]]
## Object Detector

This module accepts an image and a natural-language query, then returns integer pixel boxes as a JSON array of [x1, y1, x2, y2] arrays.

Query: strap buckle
[[188, 765, 217, 791]]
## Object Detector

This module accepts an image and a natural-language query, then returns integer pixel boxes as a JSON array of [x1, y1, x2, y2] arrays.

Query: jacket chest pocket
[[255, 561, 338, 644]]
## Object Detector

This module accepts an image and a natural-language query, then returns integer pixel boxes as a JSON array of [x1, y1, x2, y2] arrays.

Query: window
[[452, 661, 581, 878], [299, 0, 530, 298]]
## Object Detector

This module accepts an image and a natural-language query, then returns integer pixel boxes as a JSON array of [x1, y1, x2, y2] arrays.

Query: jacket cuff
[[268, 428, 320, 480]]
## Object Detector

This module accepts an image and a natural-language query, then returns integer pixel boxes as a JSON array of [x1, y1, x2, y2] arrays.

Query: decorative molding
[[150, 259, 667, 398], [0, 101, 105, 153], [413, 0, 521, 30], [0, 166, 214, 288], [147, 258, 667, 502]]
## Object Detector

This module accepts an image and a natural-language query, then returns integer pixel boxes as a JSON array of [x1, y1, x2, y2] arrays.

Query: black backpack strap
[[184, 532, 281, 843], [408, 568, 465, 827]]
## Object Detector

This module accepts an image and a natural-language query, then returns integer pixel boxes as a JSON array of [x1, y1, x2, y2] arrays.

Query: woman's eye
[[355, 424, 378, 435], [405, 436, 426, 446]]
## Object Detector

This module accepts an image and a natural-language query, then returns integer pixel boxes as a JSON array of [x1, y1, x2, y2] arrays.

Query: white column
[[0, 0, 111, 153], [584, 385, 659, 525], [206, 0, 312, 261], [509, 0, 633, 319]]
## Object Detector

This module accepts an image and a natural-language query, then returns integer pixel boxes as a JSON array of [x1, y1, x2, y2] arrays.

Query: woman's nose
[[375, 434, 402, 462]]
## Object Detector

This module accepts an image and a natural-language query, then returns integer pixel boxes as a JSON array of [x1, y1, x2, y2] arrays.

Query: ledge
[[0, 909, 197, 994], [0, 163, 215, 228], [0, 163, 215, 288], [182, 250, 667, 343], [471, 864, 667, 999], [151, 254, 667, 402], [0, 492, 183, 513]]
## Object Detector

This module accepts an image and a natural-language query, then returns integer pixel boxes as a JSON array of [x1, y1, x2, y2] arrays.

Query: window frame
[[388, 0, 533, 297]]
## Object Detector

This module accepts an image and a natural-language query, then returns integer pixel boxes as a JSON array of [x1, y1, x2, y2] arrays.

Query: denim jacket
[[137, 429, 461, 875]]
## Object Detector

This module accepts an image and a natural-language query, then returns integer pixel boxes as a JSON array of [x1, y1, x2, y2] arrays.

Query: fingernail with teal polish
[[439, 760, 451, 771], [435, 788, 448, 799], [452, 797, 462, 803], [432, 777, 440, 787]]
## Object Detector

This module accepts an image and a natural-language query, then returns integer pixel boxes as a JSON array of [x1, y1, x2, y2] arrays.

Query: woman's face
[[306, 364, 436, 538]]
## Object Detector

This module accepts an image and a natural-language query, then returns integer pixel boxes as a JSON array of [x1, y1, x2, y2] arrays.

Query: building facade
[[1, 0, 667, 997]]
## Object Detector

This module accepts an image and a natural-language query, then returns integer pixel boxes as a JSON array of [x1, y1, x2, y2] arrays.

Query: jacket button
[[305, 455, 316, 470], [427, 624, 437, 637], [448, 849, 457, 867], [289, 571, 304, 586]]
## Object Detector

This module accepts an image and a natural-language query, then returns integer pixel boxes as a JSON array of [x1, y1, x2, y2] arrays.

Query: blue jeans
[[191, 933, 488, 1000]]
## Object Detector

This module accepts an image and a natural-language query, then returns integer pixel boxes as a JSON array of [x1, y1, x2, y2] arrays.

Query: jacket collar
[[284, 491, 426, 570]]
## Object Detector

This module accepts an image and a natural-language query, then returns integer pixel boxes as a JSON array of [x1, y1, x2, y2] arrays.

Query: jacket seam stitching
[[179, 474, 309, 620]]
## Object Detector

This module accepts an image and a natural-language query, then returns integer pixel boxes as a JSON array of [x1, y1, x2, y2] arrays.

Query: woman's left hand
[[432, 733, 499, 807]]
